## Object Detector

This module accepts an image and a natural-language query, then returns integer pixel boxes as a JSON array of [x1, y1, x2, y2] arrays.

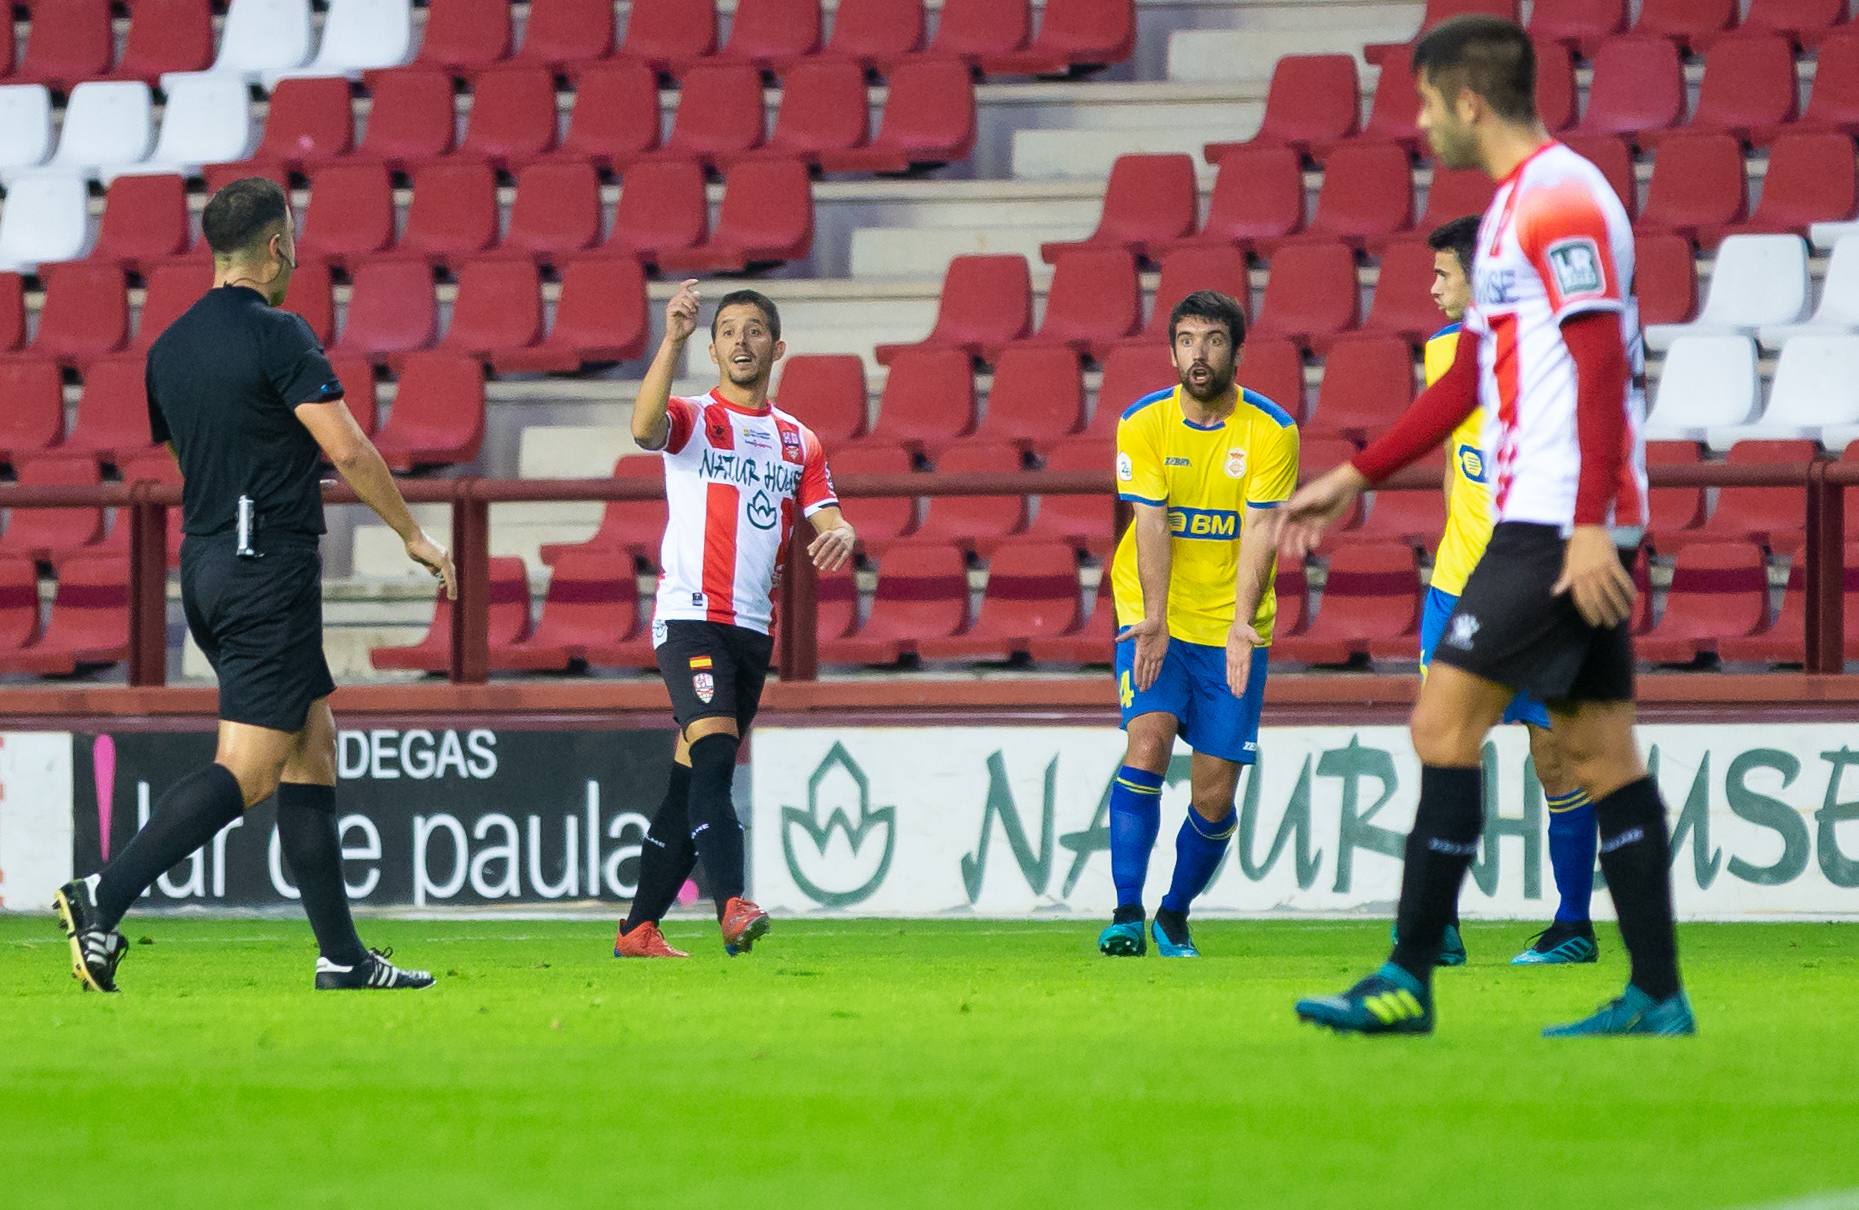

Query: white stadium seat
[[1645, 234, 1810, 352], [47, 82, 156, 180], [0, 173, 92, 272], [264, 0, 415, 86], [162, 0, 313, 89], [118, 75, 259, 181], [0, 85, 57, 183], [1756, 236, 1859, 350], [1706, 335, 1859, 452], [1643, 335, 1761, 444]]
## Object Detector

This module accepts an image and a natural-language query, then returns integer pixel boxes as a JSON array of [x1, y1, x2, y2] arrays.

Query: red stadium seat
[[1362, 240, 1450, 343], [370, 353, 485, 470], [582, 594, 659, 671], [1527, 0, 1626, 49], [371, 557, 531, 674], [1702, 132, 1859, 245], [1711, 0, 1850, 49], [65, 356, 161, 463], [442, 259, 545, 361], [810, 563, 858, 647], [775, 355, 868, 445], [1251, 244, 1359, 351], [508, 0, 616, 69], [978, 0, 1135, 76], [1040, 153, 1198, 263], [1692, 439, 1819, 548], [873, 255, 1033, 366], [0, 556, 40, 656], [0, 11, 12, 80], [246, 77, 355, 174], [413, 0, 514, 71], [1341, 448, 1446, 547], [95, 450, 182, 570], [15, 0, 112, 93], [1761, 32, 1859, 142], [1306, 336, 1415, 440], [1265, 141, 1412, 252], [808, 0, 924, 71], [491, 254, 649, 373], [826, 445, 917, 548], [1417, 166, 1497, 235], [1017, 247, 1140, 360], [357, 70, 457, 170], [0, 275, 22, 351], [331, 261, 437, 361], [615, 0, 719, 75], [1645, 440, 1707, 549], [202, 159, 290, 204], [1024, 569, 1114, 665], [658, 64, 765, 168], [1557, 134, 1637, 217], [454, 68, 558, 169], [27, 265, 128, 367], [912, 442, 1030, 552], [0, 554, 128, 675], [1081, 342, 1177, 444], [1365, 0, 1520, 67], [1719, 543, 1859, 665], [534, 61, 661, 173], [1575, 37, 1685, 146], [734, 59, 868, 166], [1271, 553, 1310, 641], [1626, 0, 1737, 51], [1638, 541, 1771, 663], [916, 541, 1081, 660], [815, 57, 974, 173], [0, 457, 104, 565], [1277, 546, 1422, 665], [104, 0, 214, 83], [921, 0, 1029, 69], [132, 261, 210, 353], [1154, 146, 1300, 256], [1023, 440, 1114, 554], [501, 161, 603, 263], [976, 344, 1085, 448], [819, 541, 967, 664], [1644, 35, 1798, 148], [857, 347, 977, 452], [396, 159, 499, 266], [90, 175, 190, 274], [1205, 55, 1359, 163], [1129, 245, 1250, 345], [1319, 62, 1420, 157], [593, 158, 708, 265], [0, 359, 64, 463], [1239, 336, 1307, 421], [326, 353, 378, 434], [1534, 40, 1578, 134], [282, 259, 336, 346], [538, 455, 666, 568], [297, 162, 396, 266], [1636, 133, 1748, 243], [492, 551, 636, 672], [1635, 233, 1699, 328], [657, 158, 814, 271], [712, 0, 821, 70]]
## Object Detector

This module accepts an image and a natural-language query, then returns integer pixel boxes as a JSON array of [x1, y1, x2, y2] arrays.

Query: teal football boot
[[1097, 915, 1146, 957], [1542, 985, 1696, 1037], [1511, 921, 1600, 965], [1295, 963, 1434, 1035], [1390, 922, 1468, 967], [1150, 909, 1200, 958]]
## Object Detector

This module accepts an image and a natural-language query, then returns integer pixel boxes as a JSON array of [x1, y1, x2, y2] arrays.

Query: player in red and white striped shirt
[[1280, 17, 1692, 1038], [614, 282, 855, 960]]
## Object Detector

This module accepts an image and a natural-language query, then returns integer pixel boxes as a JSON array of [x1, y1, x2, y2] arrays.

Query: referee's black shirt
[[145, 284, 344, 539]]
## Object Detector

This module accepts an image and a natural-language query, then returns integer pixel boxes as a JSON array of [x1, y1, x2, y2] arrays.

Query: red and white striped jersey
[[652, 390, 838, 637], [1464, 141, 1648, 534]]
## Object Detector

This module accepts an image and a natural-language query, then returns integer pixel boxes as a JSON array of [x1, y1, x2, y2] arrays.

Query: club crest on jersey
[[779, 428, 805, 464], [692, 671, 716, 703], [1225, 448, 1247, 478], [1547, 237, 1604, 297]]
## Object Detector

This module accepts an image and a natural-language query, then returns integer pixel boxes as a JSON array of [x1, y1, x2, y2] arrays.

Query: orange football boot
[[719, 897, 770, 955], [612, 921, 689, 958]]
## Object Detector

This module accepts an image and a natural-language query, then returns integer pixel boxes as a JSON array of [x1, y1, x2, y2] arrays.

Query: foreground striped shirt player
[[1099, 290, 1298, 959], [613, 283, 854, 959], [1283, 17, 1692, 1036], [1410, 216, 1600, 968]]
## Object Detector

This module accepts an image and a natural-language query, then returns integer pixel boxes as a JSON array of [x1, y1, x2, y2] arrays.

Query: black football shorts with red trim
[[654, 619, 774, 732], [1428, 522, 1637, 705]]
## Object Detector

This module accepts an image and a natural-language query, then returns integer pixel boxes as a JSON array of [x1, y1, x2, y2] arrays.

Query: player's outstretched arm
[[634, 279, 701, 452], [295, 398, 456, 599], [806, 505, 856, 571], [1115, 503, 1172, 692]]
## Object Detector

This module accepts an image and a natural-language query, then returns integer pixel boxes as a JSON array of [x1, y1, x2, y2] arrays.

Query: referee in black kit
[[53, 178, 454, 993]]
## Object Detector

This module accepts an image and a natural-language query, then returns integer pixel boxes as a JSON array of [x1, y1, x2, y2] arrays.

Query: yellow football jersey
[[1111, 385, 1300, 647], [1426, 323, 1496, 598]]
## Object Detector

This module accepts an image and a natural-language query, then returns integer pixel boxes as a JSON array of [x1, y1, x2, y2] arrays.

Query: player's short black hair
[[710, 289, 781, 343], [202, 177, 291, 256], [1411, 15, 1537, 124], [1427, 215, 1482, 278], [1168, 289, 1247, 349]]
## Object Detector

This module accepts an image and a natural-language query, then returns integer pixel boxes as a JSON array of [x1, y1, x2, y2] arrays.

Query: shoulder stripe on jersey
[[1120, 386, 1175, 421], [1240, 389, 1295, 429], [1429, 322, 1462, 341]]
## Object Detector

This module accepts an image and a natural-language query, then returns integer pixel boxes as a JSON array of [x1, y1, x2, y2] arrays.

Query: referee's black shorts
[[654, 619, 774, 734], [1428, 522, 1636, 706], [180, 534, 336, 733]]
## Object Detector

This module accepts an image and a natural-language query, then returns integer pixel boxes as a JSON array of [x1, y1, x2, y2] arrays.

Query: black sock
[[624, 762, 696, 932], [1389, 765, 1484, 984], [1593, 775, 1683, 1001], [1112, 903, 1143, 925], [686, 733, 745, 916], [276, 783, 369, 966], [95, 763, 245, 930]]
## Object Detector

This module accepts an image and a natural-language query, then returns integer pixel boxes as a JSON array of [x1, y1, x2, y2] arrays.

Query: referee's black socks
[[95, 763, 246, 931], [686, 733, 746, 916], [624, 761, 696, 933], [277, 782, 370, 967], [1389, 765, 1485, 984], [1592, 775, 1683, 1000]]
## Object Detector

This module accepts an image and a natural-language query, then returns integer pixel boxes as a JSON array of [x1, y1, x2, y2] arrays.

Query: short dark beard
[[1180, 365, 1236, 405]]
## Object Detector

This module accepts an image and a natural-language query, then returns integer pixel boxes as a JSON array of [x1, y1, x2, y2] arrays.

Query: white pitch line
[[1738, 1190, 1859, 1210]]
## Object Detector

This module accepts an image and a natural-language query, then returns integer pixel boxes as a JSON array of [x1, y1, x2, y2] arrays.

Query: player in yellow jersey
[[1419, 217, 1599, 966], [1099, 291, 1299, 959]]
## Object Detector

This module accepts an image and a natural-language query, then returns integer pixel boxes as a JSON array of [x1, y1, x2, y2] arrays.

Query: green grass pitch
[[3, 916, 1856, 1210]]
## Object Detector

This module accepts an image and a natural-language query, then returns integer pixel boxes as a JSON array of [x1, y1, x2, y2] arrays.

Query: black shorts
[[180, 534, 336, 733], [1429, 522, 1636, 705], [654, 619, 774, 733]]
